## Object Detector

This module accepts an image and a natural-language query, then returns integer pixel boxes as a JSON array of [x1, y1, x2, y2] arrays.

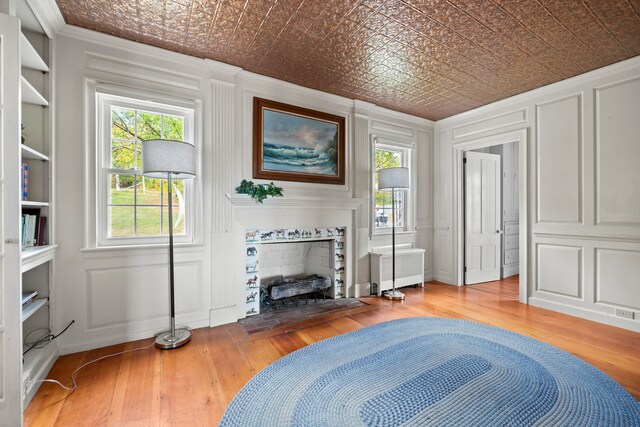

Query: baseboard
[[434, 275, 456, 285], [210, 306, 238, 327], [354, 282, 371, 298], [528, 297, 640, 333], [59, 319, 211, 355], [502, 264, 519, 278]]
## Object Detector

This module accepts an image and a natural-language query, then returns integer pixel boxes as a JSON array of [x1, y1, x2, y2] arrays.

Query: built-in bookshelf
[[19, 25, 56, 408]]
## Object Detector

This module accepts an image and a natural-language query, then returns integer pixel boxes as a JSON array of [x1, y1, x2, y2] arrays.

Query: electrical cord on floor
[[28, 341, 156, 395], [23, 320, 76, 356]]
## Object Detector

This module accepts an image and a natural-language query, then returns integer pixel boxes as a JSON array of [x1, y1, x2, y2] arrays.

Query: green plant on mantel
[[235, 179, 284, 203]]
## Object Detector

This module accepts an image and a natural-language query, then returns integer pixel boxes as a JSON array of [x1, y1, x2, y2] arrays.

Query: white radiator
[[370, 248, 425, 296]]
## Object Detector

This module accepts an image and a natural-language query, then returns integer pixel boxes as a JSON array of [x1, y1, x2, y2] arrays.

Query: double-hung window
[[373, 139, 412, 232], [97, 92, 195, 246]]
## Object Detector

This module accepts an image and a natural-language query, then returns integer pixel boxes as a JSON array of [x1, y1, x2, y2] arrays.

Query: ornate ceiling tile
[[56, 0, 640, 120]]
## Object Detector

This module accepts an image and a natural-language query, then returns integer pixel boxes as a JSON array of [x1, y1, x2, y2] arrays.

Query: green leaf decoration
[[235, 180, 284, 203]]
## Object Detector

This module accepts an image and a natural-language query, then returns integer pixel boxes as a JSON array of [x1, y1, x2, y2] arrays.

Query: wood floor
[[25, 278, 640, 426]]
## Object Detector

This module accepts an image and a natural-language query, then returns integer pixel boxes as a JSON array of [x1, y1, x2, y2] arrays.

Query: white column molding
[[353, 113, 371, 229], [211, 79, 236, 233], [210, 79, 237, 316]]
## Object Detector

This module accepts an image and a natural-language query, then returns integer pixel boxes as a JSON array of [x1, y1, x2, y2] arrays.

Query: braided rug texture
[[221, 317, 640, 426]]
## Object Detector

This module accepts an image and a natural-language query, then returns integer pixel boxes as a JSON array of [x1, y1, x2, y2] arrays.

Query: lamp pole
[[167, 173, 176, 339], [391, 187, 396, 293], [384, 186, 405, 301]]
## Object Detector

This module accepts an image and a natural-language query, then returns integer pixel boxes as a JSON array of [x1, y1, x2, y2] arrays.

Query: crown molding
[[205, 59, 243, 85], [237, 70, 356, 109], [26, 0, 64, 38], [58, 24, 209, 72], [362, 101, 435, 128]]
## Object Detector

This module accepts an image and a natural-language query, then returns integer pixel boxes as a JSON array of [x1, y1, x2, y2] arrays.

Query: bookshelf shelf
[[20, 33, 49, 72], [21, 245, 56, 273], [21, 145, 49, 161], [22, 298, 47, 322], [21, 76, 48, 106], [21, 200, 49, 207]]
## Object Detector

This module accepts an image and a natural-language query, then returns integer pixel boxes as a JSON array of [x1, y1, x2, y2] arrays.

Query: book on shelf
[[37, 216, 47, 246], [22, 214, 36, 247], [21, 163, 28, 201], [21, 208, 46, 248]]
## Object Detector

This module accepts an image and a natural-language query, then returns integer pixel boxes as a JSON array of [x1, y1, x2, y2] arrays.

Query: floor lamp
[[142, 139, 196, 349], [377, 167, 410, 301]]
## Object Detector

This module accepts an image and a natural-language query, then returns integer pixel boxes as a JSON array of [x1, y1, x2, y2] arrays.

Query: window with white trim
[[97, 92, 195, 245], [373, 140, 412, 232]]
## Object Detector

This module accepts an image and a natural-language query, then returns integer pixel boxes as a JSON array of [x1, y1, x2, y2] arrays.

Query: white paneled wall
[[435, 56, 640, 332], [53, 26, 433, 353], [536, 95, 582, 224], [595, 77, 640, 225], [536, 244, 582, 299]]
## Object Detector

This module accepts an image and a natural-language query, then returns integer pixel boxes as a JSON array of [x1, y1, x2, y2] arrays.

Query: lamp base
[[155, 326, 192, 349], [383, 290, 405, 301]]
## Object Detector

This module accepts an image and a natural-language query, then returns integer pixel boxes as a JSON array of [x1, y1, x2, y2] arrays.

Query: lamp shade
[[142, 139, 196, 179], [378, 167, 410, 190]]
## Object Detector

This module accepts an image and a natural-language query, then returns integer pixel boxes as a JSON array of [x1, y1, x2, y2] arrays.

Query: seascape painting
[[262, 110, 338, 176], [253, 97, 345, 185]]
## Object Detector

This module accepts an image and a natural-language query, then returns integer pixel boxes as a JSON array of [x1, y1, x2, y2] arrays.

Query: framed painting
[[253, 97, 345, 185]]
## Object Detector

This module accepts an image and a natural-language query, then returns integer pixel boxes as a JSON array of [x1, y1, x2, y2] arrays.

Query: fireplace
[[244, 227, 346, 316]]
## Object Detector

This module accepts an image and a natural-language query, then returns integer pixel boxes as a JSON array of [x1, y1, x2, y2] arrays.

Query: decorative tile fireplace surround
[[244, 227, 346, 316]]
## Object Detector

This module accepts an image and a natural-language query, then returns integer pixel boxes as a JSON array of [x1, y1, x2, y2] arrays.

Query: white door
[[464, 151, 501, 284], [0, 13, 23, 426]]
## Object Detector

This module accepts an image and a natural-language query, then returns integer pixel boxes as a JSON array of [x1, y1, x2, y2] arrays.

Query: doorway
[[452, 129, 528, 304], [464, 151, 502, 284]]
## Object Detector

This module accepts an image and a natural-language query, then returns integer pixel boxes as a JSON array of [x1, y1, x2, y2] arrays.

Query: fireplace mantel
[[226, 193, 364, 210]]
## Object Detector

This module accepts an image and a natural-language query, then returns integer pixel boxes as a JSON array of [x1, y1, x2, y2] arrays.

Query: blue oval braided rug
[[221, 317, 640, 426]]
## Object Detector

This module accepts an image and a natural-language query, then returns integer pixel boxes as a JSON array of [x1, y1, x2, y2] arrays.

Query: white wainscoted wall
[[434, 56, 640, 332], [53, 25, 434, 353]]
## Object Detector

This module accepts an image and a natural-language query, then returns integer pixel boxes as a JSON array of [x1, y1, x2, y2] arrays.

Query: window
[[97, 92, 195, 245], [373, 139, 412, 232]]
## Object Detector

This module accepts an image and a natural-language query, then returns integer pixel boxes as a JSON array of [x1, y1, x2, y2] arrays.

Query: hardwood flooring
[[25, 278, 640, 426]]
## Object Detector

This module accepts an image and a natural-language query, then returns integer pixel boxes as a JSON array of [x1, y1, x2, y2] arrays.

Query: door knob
[[496, 230, 504, 234]]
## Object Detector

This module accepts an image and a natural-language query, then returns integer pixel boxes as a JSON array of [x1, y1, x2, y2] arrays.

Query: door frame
[[453, 128, 528, 304]]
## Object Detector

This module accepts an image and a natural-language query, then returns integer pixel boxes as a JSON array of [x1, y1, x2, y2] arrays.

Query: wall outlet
[[615, 309, 635, 320]]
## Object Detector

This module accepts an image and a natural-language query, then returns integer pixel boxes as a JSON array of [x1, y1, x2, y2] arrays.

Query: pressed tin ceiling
[[55, 0, 640, 120]]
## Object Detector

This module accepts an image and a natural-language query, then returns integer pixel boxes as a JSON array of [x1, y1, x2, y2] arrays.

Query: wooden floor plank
[[50, 345, 128, 426], [107, 340, 160, 427], [25, 278, 640, 425]]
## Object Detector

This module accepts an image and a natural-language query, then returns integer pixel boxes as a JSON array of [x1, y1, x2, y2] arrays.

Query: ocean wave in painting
[[263, 143, 337, 175]]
